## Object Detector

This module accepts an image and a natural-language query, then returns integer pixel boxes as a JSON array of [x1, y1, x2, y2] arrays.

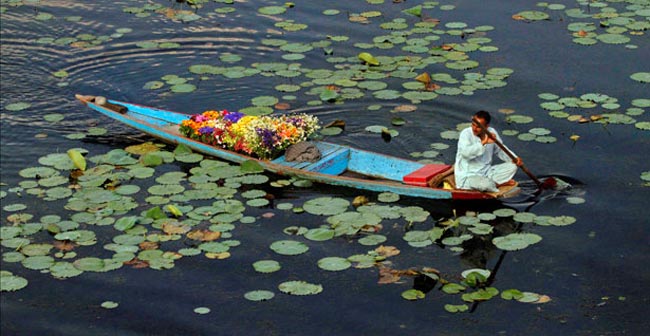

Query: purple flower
[[223, 112, 245, 123], [256, 128, 280, 148], [198, 126, 214, 135]]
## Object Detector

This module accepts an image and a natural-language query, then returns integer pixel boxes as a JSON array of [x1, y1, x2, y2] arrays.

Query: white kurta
[[454, 127, 517, 192]]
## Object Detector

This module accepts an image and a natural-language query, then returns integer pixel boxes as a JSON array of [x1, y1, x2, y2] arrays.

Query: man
[[454, 110, 523, 192]]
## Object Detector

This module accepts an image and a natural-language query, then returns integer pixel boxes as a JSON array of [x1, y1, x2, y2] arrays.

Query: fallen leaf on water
[[535, 295, 552, 304], [570, 134, 580, 142], [187, 229, 221, 241], [324, 119, 346, 129], [124, 258, 149, 269], [139, 241, 159, 250], [590, 115, 603, 121], [53, 240, 76, 252], [577, 30, 588, 37], [378, 267, 401, 284], [375, 245, 400, 258], [205, 252, 231, 259], [162, 222, 191, 235], [415, 72, 432, 84], [274, 102, 290, 110], [262, 212, 275, 218], [512, 14, 525, 21], [352, 195, 369, 207], [392, 105, 417, 113]]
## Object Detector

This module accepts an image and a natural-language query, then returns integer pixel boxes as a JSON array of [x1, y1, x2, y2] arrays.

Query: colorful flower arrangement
[[179, 110, 320, 159]]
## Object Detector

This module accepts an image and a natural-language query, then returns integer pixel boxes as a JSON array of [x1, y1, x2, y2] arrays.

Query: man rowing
[[454, 110, 523, 192]]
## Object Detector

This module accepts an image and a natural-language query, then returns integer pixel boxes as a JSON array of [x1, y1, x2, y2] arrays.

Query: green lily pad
[[253, 260, 281, 273], [1, 272, 28, 292], [401, 289, 425, 300], [270, 240, 309, 256], [304, 228, 335, 241], [492, 233, 542, 251], [278, 281, 323, 296], [444, 304, 469, 313], [303, 197, 349, 215], [317, 257, 352, 271], [244, 290, 275, 301]]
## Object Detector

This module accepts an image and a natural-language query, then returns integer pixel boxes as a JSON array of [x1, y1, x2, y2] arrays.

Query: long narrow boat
[[75, 95, 519, 200]]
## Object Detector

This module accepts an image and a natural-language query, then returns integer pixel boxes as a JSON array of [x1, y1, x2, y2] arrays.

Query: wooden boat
[[75, 95, 519, 200]]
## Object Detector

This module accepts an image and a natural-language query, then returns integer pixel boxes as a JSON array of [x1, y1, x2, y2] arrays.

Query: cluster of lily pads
[[514, 1, 650, 48], [0, 136, 581, 312], [538, 91, 649, 130], [149, 2, 516, 116]]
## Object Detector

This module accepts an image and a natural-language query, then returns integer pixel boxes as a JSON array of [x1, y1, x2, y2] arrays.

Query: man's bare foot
[[496, 179, 516, 188]]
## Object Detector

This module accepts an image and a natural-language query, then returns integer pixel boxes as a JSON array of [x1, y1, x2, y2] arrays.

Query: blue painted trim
[[347, 148, 424, 181]]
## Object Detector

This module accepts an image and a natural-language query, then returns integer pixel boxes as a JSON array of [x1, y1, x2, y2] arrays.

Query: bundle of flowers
[[179, 110, 320, 159]]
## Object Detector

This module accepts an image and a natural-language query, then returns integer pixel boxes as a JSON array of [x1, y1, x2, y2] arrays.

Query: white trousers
[[459, 162, 517, 192]]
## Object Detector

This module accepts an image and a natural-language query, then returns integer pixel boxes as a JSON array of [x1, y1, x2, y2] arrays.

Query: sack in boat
[[285, 141, 321, 162]]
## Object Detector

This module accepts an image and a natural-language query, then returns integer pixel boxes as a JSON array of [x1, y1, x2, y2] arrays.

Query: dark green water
[[1, 0, 649, 335]]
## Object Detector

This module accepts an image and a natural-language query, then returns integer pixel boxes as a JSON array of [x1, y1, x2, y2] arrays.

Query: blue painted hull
[[77, 96, 501, 200]]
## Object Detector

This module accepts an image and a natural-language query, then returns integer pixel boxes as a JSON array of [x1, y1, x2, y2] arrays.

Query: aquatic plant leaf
[[253, 260, 281, 273], [401, 289, 425, 300], [358, 234, 387, 246], [101, 301, 119, 309], [547, 215, 576, 226], [244, 290, 275, 301], [0, 272, 28, 292], [358, 52, 379, 65], [444, 304, 469, 313], [278, 281, 323, 296], [514, 11, 549, 21], [492, 233, 542, 251], [50, 262, 83, 279], [402, 5, 422, 17], [259, 6, 286, 15], [6, 102, 31, 111], [20, 243, 53, 257], [630, 72, 650, 83], [501, 289, 524, 300], [270, 240, 309, 255], [194, 307, 210, 314], [240, 160, 264, 173], [66, 149, 87, 171], [317, 257, 351, 271], [442, 283, 466, 294], [303, 197, 349, 215]]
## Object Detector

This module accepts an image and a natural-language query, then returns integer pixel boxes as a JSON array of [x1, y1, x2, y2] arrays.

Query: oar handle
[[471, 118, 543, 187]]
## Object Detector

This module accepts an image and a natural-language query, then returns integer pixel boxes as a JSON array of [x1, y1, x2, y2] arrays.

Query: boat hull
[[76, 96, 512, 200]]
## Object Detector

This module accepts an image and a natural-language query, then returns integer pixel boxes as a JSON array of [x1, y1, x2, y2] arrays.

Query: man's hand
[[480, 132, 496, 145], [513, 157, 523, 167]]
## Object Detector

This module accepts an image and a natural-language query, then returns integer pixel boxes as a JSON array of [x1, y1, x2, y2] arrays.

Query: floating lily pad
[[492, 233, 542, 251], [278, 281, 323, 296], [244, 290, 275, 301], [317, 257, 351, 271], [270, 240, 309, 256], [1, 272, 28, 292], [253, 260, 281, 273], [303, 197, 349, 215], [401, 289, 425, 300], [101, 301, 119, 309]]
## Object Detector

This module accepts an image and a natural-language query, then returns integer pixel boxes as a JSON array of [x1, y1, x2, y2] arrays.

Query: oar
[[472, 117, 556, 189]]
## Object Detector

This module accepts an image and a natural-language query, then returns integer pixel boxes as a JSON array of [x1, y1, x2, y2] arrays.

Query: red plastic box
[[403, 164, 452, 187]]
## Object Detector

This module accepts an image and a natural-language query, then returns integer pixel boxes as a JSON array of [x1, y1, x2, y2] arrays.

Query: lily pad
[[278, 281, 323, 296], [270, 240, 309, 256], [317, 257, 352, 271], [244, 290, 275, 301], [253, 260, 281, 273], [492, 233, 542, 251], [401, 289, 425, 300]]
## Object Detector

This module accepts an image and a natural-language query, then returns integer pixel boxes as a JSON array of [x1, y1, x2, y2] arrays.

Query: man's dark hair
[[474, 110, 491, 125]]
